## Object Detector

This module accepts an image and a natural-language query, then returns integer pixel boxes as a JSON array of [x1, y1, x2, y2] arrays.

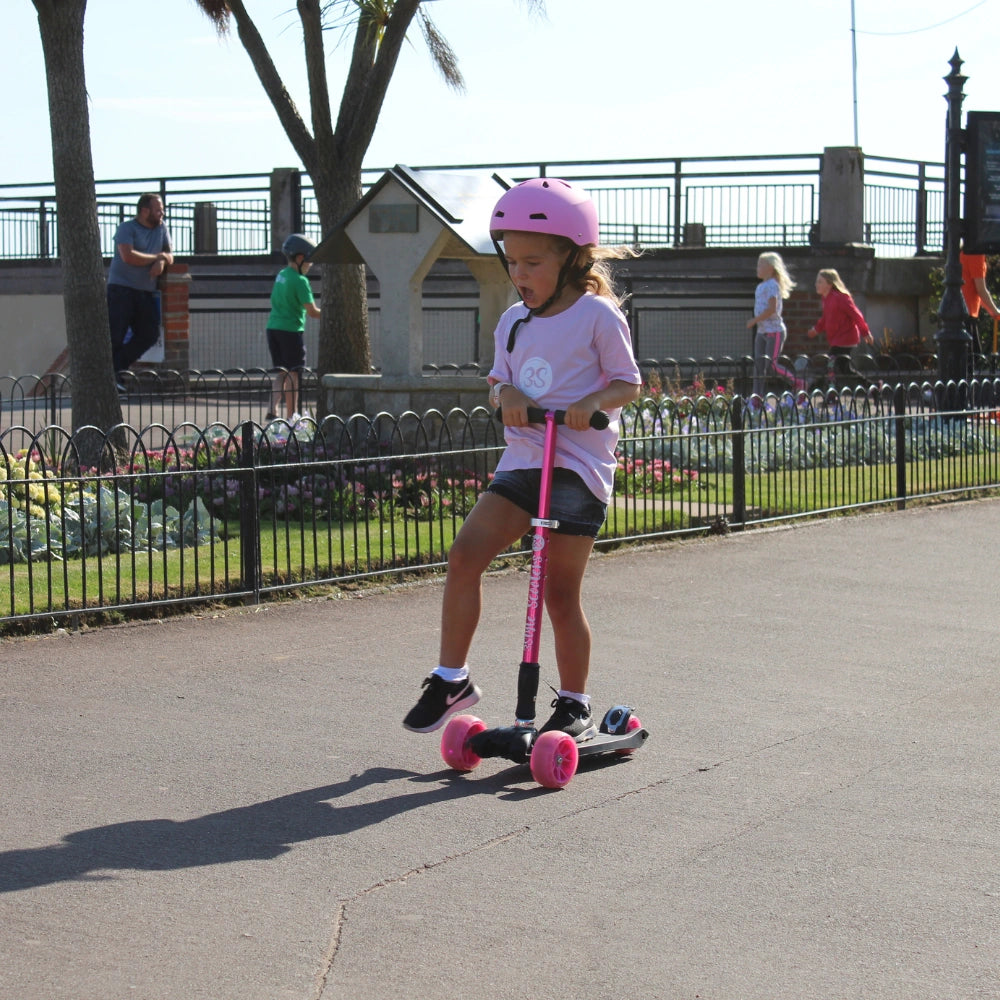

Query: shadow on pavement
[[0, 764, 530, 893]]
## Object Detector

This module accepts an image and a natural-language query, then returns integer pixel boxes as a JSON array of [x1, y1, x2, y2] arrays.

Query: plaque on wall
[[964, 111, 1000, 252], [369, 204, 419, 233]]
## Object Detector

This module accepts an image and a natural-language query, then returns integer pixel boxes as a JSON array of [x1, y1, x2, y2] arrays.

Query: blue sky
[[5, 0, 998, 185]]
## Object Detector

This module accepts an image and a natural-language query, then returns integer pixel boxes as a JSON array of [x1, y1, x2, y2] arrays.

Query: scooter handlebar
[[495, 406, 610, 430]]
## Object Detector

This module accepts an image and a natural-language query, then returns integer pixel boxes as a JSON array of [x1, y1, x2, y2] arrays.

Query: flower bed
[[1, 452, 217, 564], [5, 393, 1000, 567]]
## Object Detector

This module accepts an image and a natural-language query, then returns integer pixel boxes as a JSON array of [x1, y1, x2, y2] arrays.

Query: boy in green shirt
[[265, 234, 321, 421]]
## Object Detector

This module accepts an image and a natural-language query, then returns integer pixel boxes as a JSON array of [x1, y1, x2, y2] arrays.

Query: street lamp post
[[935, 49, 970, 390]]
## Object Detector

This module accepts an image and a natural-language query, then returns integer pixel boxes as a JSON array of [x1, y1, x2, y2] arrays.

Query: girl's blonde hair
[[817, 268, 851, 296], [551, 236, 639, 308], [758, 252, 794, 299]]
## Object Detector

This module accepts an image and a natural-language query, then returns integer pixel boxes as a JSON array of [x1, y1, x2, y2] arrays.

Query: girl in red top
[[807, 269, 874, 389]]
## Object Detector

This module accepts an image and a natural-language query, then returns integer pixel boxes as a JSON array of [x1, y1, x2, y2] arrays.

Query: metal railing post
[[672, 159, 683, 247], [894, 384, 907, 510], [239, 421, 261, 603], [38, 199, 49, 259], [731, 395, 746, 525], [915, 161, 928, 254]]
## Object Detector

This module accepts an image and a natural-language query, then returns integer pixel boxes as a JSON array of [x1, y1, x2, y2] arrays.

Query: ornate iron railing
[[4, 379, 1000, 631], [1, 349, 979, 438]]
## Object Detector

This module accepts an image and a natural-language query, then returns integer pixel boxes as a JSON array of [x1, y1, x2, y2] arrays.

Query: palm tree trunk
[[32, 0, 123, 454], [312, 161, 371, 385]]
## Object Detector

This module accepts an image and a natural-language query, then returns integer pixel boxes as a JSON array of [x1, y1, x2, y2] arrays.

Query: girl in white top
[[489, 291, 639, 504], [747, 251, 803, 398], [403, 179, 641, 740]]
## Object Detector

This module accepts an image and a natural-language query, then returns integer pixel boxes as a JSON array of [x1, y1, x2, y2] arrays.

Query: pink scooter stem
[[522, 410, 559, 666], [498, 406, 609, 726]]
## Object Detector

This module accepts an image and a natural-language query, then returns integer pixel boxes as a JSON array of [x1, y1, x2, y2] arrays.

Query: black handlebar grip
[[496, 406, 610, 430]]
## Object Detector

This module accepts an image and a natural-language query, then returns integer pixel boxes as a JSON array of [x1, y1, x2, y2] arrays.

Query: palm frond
[[318, 0, 542, 81], [193, 0, 232, 35], [417, 6, 464, 92], [319, 0, 392, 53]]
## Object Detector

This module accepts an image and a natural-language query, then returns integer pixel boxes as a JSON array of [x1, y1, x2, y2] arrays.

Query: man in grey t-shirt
[[107, 193, 174, 374]]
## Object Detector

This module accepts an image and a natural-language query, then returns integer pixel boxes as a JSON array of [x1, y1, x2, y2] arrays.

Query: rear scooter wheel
[[615, 715, 644, 756], [530, 730, 579, 788], [441, 714, 486, 772]]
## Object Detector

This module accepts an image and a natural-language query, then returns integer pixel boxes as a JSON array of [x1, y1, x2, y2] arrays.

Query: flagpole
[[851, 0, 859, 145]]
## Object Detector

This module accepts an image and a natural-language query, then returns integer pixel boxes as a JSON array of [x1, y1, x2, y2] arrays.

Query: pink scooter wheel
[[530, 730, 579, 788], [441, 714, 486, 772], [615, 714, 643, 756]]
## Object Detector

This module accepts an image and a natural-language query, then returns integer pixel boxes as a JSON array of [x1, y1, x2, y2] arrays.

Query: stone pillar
[[682, 223, 707, 247], [360, 223, 452, 377], [193, 202, 218, 254], [818, 147, 865, 245], [159, 264, 191, 371]]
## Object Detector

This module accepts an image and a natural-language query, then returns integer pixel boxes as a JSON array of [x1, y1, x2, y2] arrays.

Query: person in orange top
[[806, 269, 874, 390], [960, 250, 1000, 363]]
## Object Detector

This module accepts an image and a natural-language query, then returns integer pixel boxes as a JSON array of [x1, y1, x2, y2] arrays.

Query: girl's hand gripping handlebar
[[495, 406, 610, 430]]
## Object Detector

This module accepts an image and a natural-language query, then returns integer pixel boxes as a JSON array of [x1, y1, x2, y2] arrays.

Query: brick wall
[[159, 264, 190, 370], [784, 289, 821, 353]]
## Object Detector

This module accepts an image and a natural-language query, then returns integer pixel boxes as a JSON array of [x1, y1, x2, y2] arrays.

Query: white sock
[[557, 690, 590, 709], [433, 665, 469, 684]]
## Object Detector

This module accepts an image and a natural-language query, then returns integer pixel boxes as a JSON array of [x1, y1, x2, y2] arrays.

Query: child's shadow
[[0, 766, 508, 893]]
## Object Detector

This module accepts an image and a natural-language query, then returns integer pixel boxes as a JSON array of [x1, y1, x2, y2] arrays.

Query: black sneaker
[[402, 674, 481, 733], [538, 696, 597, 743]]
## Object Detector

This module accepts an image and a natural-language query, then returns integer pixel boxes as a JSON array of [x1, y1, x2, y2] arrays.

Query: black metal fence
[[0, 348, 971, 437], [1, 368, 324, 439], [0, 153, 945, 260], [4, 378, 1000, 632]]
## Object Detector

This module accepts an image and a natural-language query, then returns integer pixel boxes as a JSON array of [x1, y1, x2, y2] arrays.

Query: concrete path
[[1, 499, 998, 1000]]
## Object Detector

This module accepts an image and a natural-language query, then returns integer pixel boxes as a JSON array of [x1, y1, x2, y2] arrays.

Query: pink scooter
[[440, 407, 649, 789]]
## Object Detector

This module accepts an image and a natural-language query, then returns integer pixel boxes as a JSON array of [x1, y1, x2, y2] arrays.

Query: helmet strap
[[506, 311, 531, 352], [506, 248, 583, 353]]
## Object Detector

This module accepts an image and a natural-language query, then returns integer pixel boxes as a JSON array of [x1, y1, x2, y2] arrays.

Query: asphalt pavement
[[1, 498, 998, 1000]]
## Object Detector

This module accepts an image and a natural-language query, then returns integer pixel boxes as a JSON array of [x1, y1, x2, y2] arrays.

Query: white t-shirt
[[754, 277, 785, 334], [488, 292, 641, 503]]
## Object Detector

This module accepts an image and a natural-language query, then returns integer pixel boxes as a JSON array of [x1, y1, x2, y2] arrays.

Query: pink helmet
[[490, 178, 600, 246]]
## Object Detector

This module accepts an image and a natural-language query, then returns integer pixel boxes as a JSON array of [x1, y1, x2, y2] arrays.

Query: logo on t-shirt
[[518, 357, 552, 396]]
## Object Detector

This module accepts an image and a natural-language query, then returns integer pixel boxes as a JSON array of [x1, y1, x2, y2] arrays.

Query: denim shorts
[[487, 467, 607, 538]]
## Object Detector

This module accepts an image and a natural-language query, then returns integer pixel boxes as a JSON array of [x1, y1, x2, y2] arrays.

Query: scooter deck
[[466, 719, 648, 765], [576, 727, 648, 756]]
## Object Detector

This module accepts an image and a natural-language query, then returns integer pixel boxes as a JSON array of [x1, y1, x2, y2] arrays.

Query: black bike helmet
[[281, 233, 316, 260]]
